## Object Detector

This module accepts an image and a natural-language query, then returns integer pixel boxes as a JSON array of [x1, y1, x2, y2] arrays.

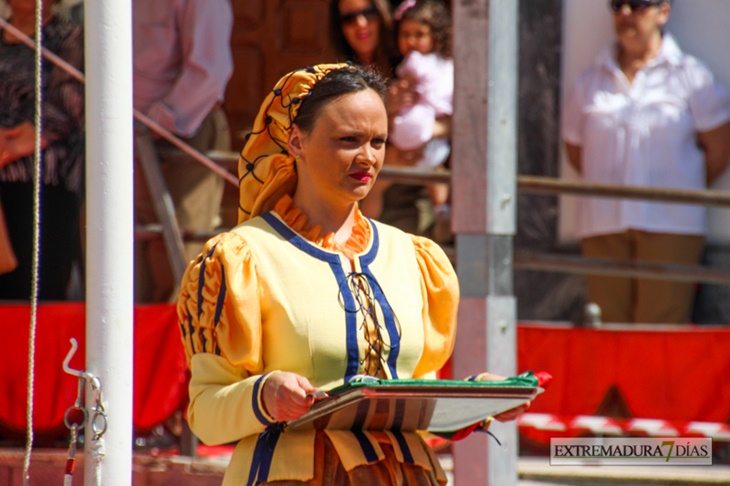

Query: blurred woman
[[0, 0, 84, 300], [329, 0, 399, 77]]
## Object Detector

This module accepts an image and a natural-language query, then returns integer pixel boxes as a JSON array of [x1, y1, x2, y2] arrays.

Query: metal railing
[[156, 148, 730, 286]]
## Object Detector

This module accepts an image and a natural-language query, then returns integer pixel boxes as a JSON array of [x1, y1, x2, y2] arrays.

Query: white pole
[[84, 0, 134, 484]]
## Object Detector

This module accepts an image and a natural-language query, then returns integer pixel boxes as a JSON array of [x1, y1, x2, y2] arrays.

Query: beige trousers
[[581, 230, 704, 324], [135, 106, 231, 302]]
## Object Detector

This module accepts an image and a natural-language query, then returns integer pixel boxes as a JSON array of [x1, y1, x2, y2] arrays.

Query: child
[[361, 0, 454, 242]]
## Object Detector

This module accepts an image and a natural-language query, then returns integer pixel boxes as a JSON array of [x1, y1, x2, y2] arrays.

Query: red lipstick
[[350, 172, 372, 182]]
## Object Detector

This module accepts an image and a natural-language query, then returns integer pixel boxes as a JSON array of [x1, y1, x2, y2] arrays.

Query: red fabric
[[533, 371, 553, 389], [0, 303, 187, 439], [518, 324, 730, 421], [517, 324, 730, 446], [2, 305, 729, 443]]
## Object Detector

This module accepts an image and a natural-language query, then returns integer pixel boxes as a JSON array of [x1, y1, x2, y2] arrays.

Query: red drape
[[1, 303, 188, 439], [2, 305, 729, 442], [518, 324, 730, 421], [517, 323, 730, 445]]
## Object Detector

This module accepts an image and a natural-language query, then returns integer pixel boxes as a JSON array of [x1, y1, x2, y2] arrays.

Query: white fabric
[[390, 51, 453, 152], [133, 0, 233, 137], [562, 33, 730, 239], [419, 137, 451, 170]]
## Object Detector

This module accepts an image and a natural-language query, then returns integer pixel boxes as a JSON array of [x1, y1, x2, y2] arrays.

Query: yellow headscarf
[[237, 63, 353, 224]]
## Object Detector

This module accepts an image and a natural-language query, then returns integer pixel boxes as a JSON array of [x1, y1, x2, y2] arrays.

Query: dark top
[[0, 16, 84, 195]]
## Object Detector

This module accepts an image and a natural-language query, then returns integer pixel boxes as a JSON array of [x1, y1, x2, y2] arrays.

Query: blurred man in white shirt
[[133, 0, 233, 302], [562, 0, 730, 323]]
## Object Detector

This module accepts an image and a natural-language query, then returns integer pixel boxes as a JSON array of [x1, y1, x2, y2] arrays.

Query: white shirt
[[133, 0, 233, 137], [562, 33, 730, 238], [390, 51, 453, 151]]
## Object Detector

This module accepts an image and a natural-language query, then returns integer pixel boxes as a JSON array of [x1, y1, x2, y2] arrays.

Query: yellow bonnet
[[237, 63, 353, 224]]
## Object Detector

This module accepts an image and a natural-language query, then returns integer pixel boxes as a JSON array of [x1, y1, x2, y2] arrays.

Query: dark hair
[[398, 0, 452, 57], [294, 66, 387, 133], [329, 0, 400, 77]]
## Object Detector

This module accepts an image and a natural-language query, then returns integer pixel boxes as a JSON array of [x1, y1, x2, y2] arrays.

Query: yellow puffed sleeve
[[176, 232, 277, 445], [410, 235, 460, 378], [178, 232, 263, 369]]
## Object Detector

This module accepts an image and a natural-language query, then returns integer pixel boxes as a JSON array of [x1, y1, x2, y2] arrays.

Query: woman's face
[[398, 19, 434, 57], [338, 0, 381, 64], [290, 89, 387, 206]]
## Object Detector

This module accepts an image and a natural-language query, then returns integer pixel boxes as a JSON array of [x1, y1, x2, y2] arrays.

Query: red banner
[[2, 305, 729, 443], [0, 303, 188, 439]]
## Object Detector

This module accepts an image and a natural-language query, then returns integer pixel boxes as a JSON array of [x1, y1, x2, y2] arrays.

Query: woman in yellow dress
[[177, 63, 520, 485]]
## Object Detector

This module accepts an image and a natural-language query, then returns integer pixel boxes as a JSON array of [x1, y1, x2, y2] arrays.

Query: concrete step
[[3, 449, 729, 485], [517, 457, 730, 486]]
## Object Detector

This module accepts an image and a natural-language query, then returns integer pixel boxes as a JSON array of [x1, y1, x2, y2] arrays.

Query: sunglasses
[[609, 0, 663, 13], [341, 6, 379, 25]]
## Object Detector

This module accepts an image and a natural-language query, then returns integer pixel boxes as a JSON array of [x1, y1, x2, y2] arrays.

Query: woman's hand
[[0, 129, 17, 169], [261, 372, 318, 422], [493, 402, 530, 422], [0, 122, 48, 168], [474, 372, 531, 422]]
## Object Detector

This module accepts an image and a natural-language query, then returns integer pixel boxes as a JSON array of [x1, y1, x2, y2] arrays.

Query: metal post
[[452, 0, 519, 484], [134, 128, 188, 285], [84, 0, 134, 484]]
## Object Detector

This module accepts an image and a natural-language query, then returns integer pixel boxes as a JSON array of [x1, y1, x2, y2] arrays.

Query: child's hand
[[386, 78, 418, 115]]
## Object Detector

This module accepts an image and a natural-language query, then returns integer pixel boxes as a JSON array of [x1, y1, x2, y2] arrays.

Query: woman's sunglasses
[[341, 6, 379, 26], [609, 0, 663, 13]]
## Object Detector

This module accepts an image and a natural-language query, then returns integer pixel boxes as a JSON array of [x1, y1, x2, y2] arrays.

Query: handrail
[[157, 148, 730, 285], [171, 148, 730, 208], [517, 174, 730, 207], [514, 251, 730, 285]]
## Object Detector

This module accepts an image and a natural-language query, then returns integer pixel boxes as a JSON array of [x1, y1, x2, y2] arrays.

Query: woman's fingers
[[494, 402, 531, 422], [473, 372, 530, 422], [262, 372, 318, 422], [474, 372, 506, 382]]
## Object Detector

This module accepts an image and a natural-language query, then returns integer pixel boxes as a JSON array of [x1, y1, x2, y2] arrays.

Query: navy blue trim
[[213, 264, 227, 326], [199, 323, 207, 353], [186, 310, 195, 354], [390, 400, 413, 462], [350, 400, 379, 462], [246, 423, 285, 486], [197, 244, 218, 321], [360, 221, 400, 378], [359, 218, 380, 267], [261, 212, 360, 382], [262, 213, 341, 264], [245, 373, 284, 486], [338, 270, 362, 383], [193, 244, 221, 355], [352, 429, 379, 463], [360, 267, 400, 378], [393, 399, 405, 429], [391, 430, 414, 464], [251, 373, 275, 427]]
